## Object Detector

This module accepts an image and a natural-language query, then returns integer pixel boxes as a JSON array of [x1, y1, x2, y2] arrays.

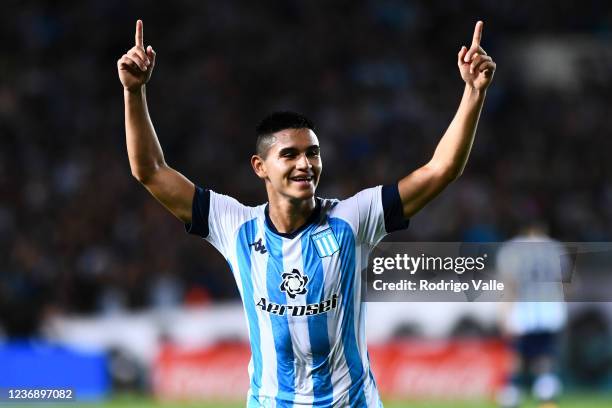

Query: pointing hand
[[117, 20, 157, 92], [457, 21, 496, 91]]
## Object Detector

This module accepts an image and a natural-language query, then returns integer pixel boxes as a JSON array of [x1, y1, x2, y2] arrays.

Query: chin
[[289, 188, 316, 201], [296, 191, 315, 200]]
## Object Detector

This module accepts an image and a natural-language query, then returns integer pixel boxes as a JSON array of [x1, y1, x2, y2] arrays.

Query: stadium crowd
[[1, 1, 611, 334]]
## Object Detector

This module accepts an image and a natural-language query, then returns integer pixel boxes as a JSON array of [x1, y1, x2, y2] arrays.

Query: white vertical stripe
[[226, 252, 255, 394], [228, 254, 244, 299], [254, 217, 278, 405], [364, 372, 383, 408], [322, 236, 334, 254], [354, 244, 366, 369], [327, 235, 338, 252], [320, 235, 333, 255], [357, 247, 369, 364], [315, 239, 327, 257], [282, 236, 314, 406], [321, 225, 352, 406], [357, 245, 382, 407]]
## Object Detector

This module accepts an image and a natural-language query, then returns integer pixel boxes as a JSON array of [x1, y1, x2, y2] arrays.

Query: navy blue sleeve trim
[[381, 184, 410, 233], [185, 186, 210, 238]]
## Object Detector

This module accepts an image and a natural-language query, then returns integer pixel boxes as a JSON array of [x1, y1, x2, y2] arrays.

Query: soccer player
[[496, 223, 568, 408], [117, 19, 496, 407]]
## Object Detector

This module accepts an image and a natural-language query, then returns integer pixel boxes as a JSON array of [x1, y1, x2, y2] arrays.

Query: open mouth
[[290, 176, 314, 183]]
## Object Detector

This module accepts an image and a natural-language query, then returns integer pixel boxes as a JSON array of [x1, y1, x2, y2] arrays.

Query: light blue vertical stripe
[[236, 219, 263, 402], [315, 240, 327, 257], [329, 217, 367, 407], [321, 236, 332, 255], [302, 226, 333, 407], [264, 229, 295, 407], [330, 235, 339, 252]]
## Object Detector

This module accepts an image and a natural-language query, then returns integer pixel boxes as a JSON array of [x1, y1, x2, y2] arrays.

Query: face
[[252, 128, 322, 202]]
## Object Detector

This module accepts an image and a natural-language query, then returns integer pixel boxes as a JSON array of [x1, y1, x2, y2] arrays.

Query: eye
[[282, 152, 297, 158], [307, 149, 320, 157]]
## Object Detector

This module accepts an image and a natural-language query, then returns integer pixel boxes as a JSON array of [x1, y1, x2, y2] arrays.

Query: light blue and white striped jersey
[[496, 235, 568, 336], [186, 184, 408, 407]]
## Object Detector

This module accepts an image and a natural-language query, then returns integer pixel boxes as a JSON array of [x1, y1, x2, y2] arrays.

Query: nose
[[295, 153, 312, 170]]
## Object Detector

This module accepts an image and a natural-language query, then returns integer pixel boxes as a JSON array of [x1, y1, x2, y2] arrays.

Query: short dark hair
[[255, 111, 315, 157]]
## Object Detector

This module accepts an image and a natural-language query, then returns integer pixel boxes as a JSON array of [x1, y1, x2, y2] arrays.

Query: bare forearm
[[429, 85, 486, 179], [398, 22, 496, 217], [124, 86, 166, 181]]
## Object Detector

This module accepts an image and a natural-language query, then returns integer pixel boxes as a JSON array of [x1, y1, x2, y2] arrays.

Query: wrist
[[465, 84, 486, 100], [124, 85, 145, 96]]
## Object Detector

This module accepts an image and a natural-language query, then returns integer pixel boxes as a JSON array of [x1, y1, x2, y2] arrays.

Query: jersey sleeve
[[333, 184, 409, 246], [185, 186, 254, 256]]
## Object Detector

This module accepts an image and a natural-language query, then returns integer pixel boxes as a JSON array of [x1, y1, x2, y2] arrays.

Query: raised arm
[[117, 20, 194, 223], [398, 21, 496, 218]]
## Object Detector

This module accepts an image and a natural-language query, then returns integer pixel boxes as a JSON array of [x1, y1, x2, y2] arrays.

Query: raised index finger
[[135, 20, 143, 47], [471, 21, 483, 46]]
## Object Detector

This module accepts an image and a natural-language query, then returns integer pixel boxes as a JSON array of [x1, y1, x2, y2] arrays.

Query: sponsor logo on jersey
[[279, 268, 308, 298], [311, 228, 340, 258], [256, 294, 339, 317]]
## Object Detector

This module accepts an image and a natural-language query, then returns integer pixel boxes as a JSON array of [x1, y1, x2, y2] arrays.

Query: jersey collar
[[264, 198, 322, 239]]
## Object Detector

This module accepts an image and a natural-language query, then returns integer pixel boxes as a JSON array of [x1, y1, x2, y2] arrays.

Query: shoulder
[[209, 189, 264, 215], [323, 186, 382, 214], [190, 187, 265, 239], [322, 185, 408, 235], [318, 187, 381, 230]]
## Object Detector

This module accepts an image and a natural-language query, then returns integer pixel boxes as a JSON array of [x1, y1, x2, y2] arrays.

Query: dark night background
[[1, 1, 611, 332]]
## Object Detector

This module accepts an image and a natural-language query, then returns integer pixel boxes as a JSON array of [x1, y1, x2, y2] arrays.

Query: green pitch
[[89, 394, 612, 408], [4, 394, 612, 408]]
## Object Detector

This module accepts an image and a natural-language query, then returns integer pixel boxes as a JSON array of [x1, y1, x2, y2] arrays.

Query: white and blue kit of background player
[[186, 184, 408, 407]]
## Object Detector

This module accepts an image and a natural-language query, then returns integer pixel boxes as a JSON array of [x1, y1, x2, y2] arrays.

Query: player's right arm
[[117, 20, 195, 223]]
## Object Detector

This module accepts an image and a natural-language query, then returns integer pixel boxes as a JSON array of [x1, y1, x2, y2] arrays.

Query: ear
[[251, 155, 267, 179]]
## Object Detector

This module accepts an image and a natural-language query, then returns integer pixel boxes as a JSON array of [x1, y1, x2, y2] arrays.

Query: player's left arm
[[398, 21, 496, 218]]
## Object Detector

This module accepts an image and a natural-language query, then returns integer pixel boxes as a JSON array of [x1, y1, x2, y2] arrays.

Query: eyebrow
[[278, 145, 320, 155]]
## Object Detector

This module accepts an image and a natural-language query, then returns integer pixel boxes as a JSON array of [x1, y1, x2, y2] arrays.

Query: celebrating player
[[118, 19, 496, 407]]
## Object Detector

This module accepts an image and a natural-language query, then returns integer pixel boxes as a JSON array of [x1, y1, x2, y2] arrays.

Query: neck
[[267, 194, 316, 234]]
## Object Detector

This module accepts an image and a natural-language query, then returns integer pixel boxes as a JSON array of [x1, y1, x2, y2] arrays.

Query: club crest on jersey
[[280, 269, 308, 299], [311, 228, 340, 258]]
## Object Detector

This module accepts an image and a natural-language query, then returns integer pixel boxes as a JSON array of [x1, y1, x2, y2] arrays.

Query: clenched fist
[[458, 21, 496, 91], [117, 20, 156, 92]]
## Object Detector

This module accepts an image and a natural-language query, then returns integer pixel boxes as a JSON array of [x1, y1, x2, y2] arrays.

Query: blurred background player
[[496, 222, 568, 408]]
